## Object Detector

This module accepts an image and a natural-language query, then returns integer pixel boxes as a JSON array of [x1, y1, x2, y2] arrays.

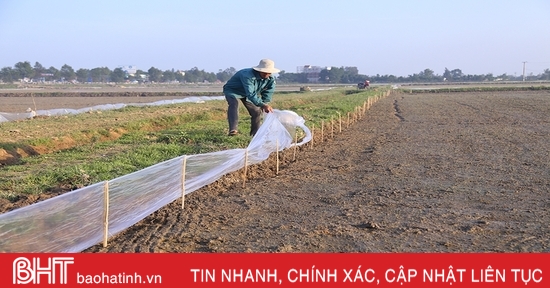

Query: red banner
[[0, 253, 547, 287]]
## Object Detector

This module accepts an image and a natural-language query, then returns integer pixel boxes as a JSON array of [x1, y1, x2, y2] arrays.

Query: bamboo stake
[[181, 156, 187, 210], [321, 121, 324, 142], [338, 112, 342, 132], [276, 139, 279, 175], [31, 93, 37, 112], [331, 117, 334, 138], [311, 124, 314, 149], [242, 149, 248, 188], [347, 112, 350, 128], [103, 180, 109, 247]]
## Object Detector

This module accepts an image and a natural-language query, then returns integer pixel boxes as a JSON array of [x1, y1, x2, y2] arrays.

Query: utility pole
[[522, 61, 527, 81]]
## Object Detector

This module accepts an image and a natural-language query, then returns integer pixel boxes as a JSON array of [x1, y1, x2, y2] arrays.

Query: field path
[[85, 90, 550, 252]]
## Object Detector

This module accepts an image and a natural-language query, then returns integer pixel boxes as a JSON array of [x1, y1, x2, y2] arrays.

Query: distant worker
[[223, 59, 280, 136], [364, 80, 370, 88]]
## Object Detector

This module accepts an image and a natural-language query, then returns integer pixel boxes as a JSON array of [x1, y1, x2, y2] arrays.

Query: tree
[[90, 67, 111, 82], [147, 67, 163, 82], [47, 66, 60, 81], [450, 69, 463, 81], [162, 69, 176, 82], [134, 69, 147, 82], [216, 67, 236, 82], [60, 64, 76, 81], [340, 66, 361, 83], [175, 70, 185, 83], [203, 71, 217, 83], [443, 68, 452, 81], [33, 62, 46, 80], [110, 68, 126, 83], [76, 68, 90, 83], [420, 68, 435, 81], [276, 70, 309, 83], [319, 67, 345, 83], [0, 67, 16, 83], [495, 73, 509, 81], [15, 61, 34, 80]]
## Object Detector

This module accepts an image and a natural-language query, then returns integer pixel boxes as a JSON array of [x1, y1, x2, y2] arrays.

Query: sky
[[1, 0, 549, 77]]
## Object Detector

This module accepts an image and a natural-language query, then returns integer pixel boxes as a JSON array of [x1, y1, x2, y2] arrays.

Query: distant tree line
[[0, 61, 238, 84], [1, 61, 549, 84], [278, 67, 550, 84]]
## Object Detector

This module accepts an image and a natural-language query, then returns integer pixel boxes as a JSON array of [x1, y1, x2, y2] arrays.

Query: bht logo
[[13, 257, 74, 284]]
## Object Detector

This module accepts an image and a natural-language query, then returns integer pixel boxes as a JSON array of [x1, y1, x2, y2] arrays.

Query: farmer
[[223, 59, 280, 136]]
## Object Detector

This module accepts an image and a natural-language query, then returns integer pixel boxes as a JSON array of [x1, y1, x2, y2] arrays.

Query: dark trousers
[[225, 95, 262, 136]]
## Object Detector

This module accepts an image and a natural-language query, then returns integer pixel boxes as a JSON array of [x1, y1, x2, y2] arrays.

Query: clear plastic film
[[0, 96, 225, 122], [0, 109, 311, 252]]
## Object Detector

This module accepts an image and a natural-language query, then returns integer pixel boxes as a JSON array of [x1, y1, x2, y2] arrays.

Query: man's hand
[[262, 104, 273, 113]]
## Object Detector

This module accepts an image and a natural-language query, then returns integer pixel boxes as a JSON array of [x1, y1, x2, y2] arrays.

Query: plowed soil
[[83, 90, 550, 253]]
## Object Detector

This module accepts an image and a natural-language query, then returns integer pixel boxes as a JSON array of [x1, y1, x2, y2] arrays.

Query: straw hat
[[252, 59, 280, 73]]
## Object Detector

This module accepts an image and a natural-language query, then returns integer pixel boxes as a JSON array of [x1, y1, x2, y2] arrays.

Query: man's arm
[[260, 79, 276, 103], [241, 73, 265, 107]]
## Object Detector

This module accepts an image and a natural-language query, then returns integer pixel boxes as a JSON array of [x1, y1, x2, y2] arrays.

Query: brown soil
[[0, 83, 310, 113], [81, 90, 550, 253]]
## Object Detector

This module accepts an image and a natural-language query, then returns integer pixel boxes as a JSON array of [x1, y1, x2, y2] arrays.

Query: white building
[[296, 65, 324, 83]]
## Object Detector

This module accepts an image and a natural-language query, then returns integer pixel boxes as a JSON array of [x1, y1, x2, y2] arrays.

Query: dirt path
[[85, 90, 550, 253]]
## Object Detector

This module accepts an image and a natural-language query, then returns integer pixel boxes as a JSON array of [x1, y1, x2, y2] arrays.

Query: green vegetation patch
[[0, 88, 383, 200]]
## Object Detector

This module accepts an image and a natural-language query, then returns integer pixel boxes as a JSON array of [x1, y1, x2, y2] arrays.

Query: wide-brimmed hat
[[252, 59, 280, 74]]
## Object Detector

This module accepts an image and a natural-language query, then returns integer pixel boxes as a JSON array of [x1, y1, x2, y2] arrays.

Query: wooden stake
[[103, 180, 109, 248], [31, 93, 37, 112], [321, 121, 324, 142], [242, 149, 248, 188], [331, 117, 334, 138], [347, 112, 350, 128], [311, 124, 314, 149], [338, 112, 342, 132], [181, 156, 187, 210]]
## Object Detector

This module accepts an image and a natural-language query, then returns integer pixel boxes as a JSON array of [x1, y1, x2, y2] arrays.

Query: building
[[120, 65, 138, 77], [296, 65, 324, 83]]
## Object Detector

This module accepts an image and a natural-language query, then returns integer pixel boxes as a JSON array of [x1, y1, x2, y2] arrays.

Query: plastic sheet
[[0, 109, 311, 252], [0, 96, 225, 122]]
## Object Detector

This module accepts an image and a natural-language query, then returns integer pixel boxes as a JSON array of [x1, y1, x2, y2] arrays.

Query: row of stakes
[[242, 91, 390, 187], [101, 91, 389, 247]]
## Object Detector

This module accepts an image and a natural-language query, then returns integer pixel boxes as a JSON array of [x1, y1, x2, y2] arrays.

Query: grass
[[0, 87, 385, 200]]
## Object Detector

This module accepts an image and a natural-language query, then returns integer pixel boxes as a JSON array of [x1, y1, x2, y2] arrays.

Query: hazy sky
[[1, 0, 549, 77]]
